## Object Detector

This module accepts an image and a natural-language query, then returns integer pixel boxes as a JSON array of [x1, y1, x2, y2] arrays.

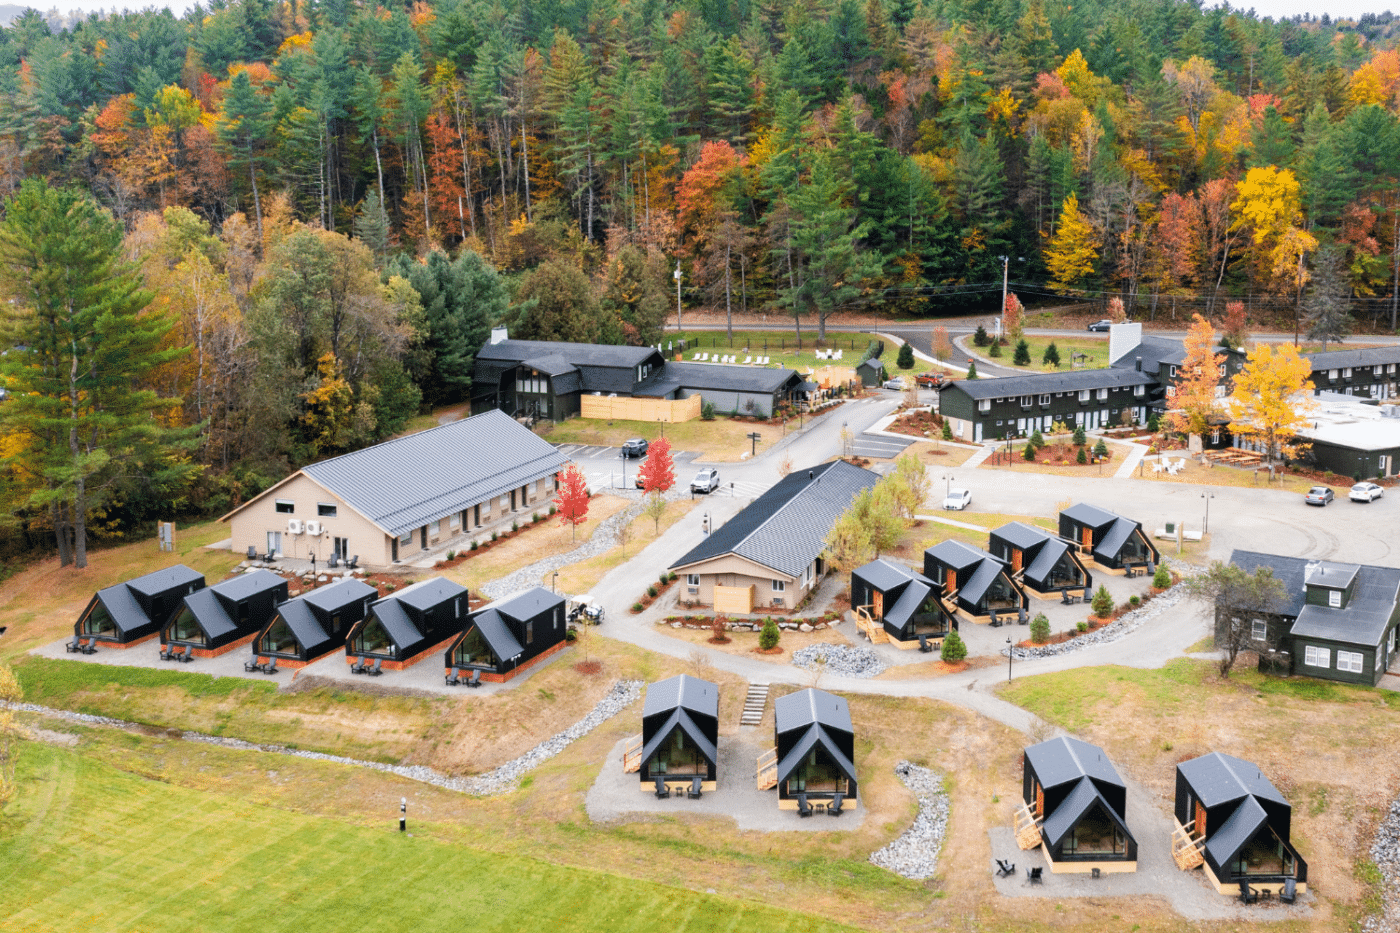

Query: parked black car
[[1086, 319, 1113, 332], [621, 438, 649, 458]]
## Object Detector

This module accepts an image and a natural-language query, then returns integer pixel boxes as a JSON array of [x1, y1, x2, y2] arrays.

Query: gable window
[[526, 620, 534, 645], [1337, 650, 1364, 673], [1304, 645, 1330, 668], [317, 502, 337, 517], [772, 580, 786, 592], [1328, 590, 1341, 608], [1251, 619, 1267, 641], [275, 499, 295, 514]]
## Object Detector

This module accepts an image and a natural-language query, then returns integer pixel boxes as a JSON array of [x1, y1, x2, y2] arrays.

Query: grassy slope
[[0, 744, 857, 933]]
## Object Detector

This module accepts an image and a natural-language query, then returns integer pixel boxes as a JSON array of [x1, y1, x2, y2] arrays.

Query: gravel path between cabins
[[868, 761, 949, 880], [15, 679, 643, 796], [1365, 791, 1400, 933], [791, 643, 888, 679], [1006, 574, 1197, 661]]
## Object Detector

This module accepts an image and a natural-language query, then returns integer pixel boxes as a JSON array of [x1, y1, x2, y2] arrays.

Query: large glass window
[[452, 626, 495, 667], [785, 747, 848, 796], [1061, 805, 1128, 858], [168, 606, 206, 644], [647, 728, 707, 777], [262, 617, 298, 655], [1231, 827, 1295, 878], [353, 616, 395, 656], [83, 601, 117, 637]]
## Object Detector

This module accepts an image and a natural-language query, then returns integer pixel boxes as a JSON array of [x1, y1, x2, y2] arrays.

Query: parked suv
[[915, 372, 946, 388], [691, 468, 721, 494], [621, 438, 649, 458]]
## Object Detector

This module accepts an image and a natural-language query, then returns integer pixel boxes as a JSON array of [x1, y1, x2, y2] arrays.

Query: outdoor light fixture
[[1201, 492, 1215, 535], [1007, 636, 1013, 682]]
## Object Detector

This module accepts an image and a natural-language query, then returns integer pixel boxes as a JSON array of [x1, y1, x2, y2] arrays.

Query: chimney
[[1135, 356, 1142, 372], [490, 326, 508, 345], [1108, 322, 1143, 365]]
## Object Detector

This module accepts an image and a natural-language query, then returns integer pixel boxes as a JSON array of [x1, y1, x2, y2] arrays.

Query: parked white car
[[1350, 482, 1385, 503], [943, 488, 972, 510]]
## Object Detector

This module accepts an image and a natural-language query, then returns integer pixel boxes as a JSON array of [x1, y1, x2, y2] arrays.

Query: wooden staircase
[[1172, 819, 1205, 869], [1014, 802, 1044, 850], [622, 733, 643, 773], [741, 683, 770, 727], [854, 606, 888, 644], [756, 747, 778, 790]]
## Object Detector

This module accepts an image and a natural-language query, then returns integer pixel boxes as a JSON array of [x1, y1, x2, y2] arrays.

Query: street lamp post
[[552, 571, 558, 594], [998, 255, 1010, 318], [674, 262, 683, 331], [1202, 492, 1215, 535], [1006, 636, 1013, 682], [943, 473, 953, 496]]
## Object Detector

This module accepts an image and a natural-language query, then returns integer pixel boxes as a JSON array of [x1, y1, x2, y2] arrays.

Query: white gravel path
[[868, 761, 949, 879]]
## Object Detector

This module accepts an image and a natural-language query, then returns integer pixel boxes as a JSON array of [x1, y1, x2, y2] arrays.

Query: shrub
[[1072, 426, 1086, 446], [1093, 438, 1109, 459], [446, 550, 456, 561], [941, 421, 953, 440], [1043, 342, 1061, 367], [565, 627, 577, 642], [973, 325, 990, 347], [1153, 561, 1171, 588], [1091, 584, 1114, 619], [491, 530, 499, 542], [1076, 446, 1087, 465], [1147, 412, 1160, 432], [1029, 430, 1044, 449], [532, 512, 541, 523], [511, 520, 519, 532], [668, 572, 677, 582], [659, 572, 669, 583], [1077, 620, 1089, 632], [470, 540, 478, 551], [1022, 443, 1036, 462], [896, 342, 915, 369], [966, 360, 978, 379], [647, 585, 658, 598], [940, 630, 967, 662], [1128, 595, 1141, 607], [988, 340, 1002, 357], [632, 602, 645, 612], [549, 504, 557, 515], [1013, 339, 1031, 365], [701, 400, 716, 421], [1030, 613, 1051, 644], [759, 619, 781, 650]]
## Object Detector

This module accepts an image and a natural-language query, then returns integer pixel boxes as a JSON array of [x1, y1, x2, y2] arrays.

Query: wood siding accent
[[714, 584, 755, 614], [580, 394, 701, 422], [872, 590, 884, 619]]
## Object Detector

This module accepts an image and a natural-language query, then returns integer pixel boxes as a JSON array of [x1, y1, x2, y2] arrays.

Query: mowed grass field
[[0, 744, 858, 933]]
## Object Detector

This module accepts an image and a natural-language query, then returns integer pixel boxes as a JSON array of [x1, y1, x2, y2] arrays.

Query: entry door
[[1034, 781, 1044, 818], [1081, 528, 1093, 549], [1195, 800, 1207, 835], [267, 531, 281, 557], [333, 536, 348, 560], [946, 570, 957, 592], [1011, 549, 1023, 573], [872, 590, 884, 619], [974, 422, 982, 442], [1381, 455, 1391, 477]]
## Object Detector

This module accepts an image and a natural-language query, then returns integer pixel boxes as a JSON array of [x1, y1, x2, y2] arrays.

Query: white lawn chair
[[1151, 461, 1163, 474], [742, 356, 752, 364], [697, 352, 708, 362], [834, 349, 843, 360], [691, 352, 702, 360]]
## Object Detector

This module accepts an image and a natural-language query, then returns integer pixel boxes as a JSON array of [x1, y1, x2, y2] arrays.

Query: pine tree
[[1093, 438, 1109, 459], [215, 70, 273, 240], [989, 339, 1002, 357], [1030, 613, 1051, 644], [1076, 446, 1087, 464], [1304, 245, 1353, 350], [0, 180, 196, 569], [1023, 443, 1036, 461], [896, 342, 915, 369], [1013, 339, 1031, 365], [1091, 584, 1115, 619], [353, 189, 392, 263], [1043, 342, 1061, 367], [1073, 426, 1086, 446], [940, 630, 967, 662], [966, 360, 978, 379], [973, 324, 989, 346]]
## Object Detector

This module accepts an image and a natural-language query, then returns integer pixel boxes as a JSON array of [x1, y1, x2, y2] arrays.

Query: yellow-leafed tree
[[1167, 314, 1221, 436], [1227, 342, 1315, 469], [0, 663, 21, 809], [1045, 193, 1099, 292]]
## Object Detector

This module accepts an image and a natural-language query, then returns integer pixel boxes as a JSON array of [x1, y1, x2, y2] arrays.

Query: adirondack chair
[[467, 669, 482, 688], [995, 859, 1016, 877], [351, 656, 367, 674], [367, 659, 383, 676], [80, 639, 99, 655], [797, 793, 813, 817], [446, 668, 461, 686], [688, 777, 703, 799], [828, 792, 844, 816], [1027, 867, 1043, 885], [653, 776, 670, 798], [66, 636, 83, 653], [247, 545, 259, 560], [244, 654, 263, 672], [180, 645, 196, 662], [1238, 882, 1258, 905], [917, 634, 934, 653], [1279, 878, 1297, 904]]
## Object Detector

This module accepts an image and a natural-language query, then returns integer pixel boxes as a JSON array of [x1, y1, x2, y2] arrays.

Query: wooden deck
[[854, 606, 888, 644], [622, 733, 643, 773], [756, 748, 778, 790], [1172, 818, 1205, 869], [1014, 802, 1043, 850]]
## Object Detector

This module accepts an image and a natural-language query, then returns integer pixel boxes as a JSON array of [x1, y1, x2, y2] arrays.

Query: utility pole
[[999, 255, 1010, 316], [674, 261, 683, 331]]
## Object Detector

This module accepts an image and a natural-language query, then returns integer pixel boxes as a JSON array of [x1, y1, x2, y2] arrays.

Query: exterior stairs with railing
[[853, 606, 888, 644], [622, 733, 643, 773], [756, 747, 778, 790], [741, 683, 770, 727], [1014, 802, 1044, 850], [1172, 819, 1205, 869]]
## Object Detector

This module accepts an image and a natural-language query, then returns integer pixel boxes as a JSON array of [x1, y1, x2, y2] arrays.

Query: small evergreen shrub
[[1073, 426, 1086, 446], [632, 602, 645, 612], [966, 361, 978, 379], [759, 619, 781, 650], [1013, 339, 1031, 365], [511, 520, 519, 532], [1030, 613, 1051, 644], [896, 342, 915, 369], [1153, 561, 1171, 588], [491, 530, 499, 542], [942, 421, 953, 440], [1091, 584, 1114, 619], [446, 550, 456, 561], [988, 340, 1002, 357], [973, 325, 990, 347], [1077, 620, 1089, 632], [470, 540, 479, 551], [1023, 443, 1036, 461], [1093, 438, 1109, 459], [668, 572, 677, 582], [647, 585, 658, 598], [659, 572, 669, 583], [1043, 342, 1061, 367], [1029, 430, 1044, 449], [1076, 446, 1087, 464], [1128, 595, 1141, 607], [549, 504, 556, 515], [1147, 412, 1160, 432], [940, 630, 967, 662], [701, 401, 716, 421]]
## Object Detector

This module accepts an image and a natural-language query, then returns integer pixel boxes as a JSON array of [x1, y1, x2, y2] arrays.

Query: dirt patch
[[887, 408, 944, 439], [657, 622, 847, 660]]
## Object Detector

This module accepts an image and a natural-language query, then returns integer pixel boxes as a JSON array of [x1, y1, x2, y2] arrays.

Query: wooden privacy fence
[[809, 366, 856, 389], [713, 584, 754, 615], [580, 394, 702, 423]]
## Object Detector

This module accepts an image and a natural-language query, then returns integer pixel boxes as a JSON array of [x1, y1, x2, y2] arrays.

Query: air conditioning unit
[[305, 520, 323, 536], [287, 519, 304, 534]]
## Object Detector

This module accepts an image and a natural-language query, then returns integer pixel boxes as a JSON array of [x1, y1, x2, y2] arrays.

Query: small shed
[[850, 558, 953, 648], [1175, 752, 1307, 895], [162, 569, 289, 658], [75, 565, 205, 648], [637, 675, 719, 792], [443, 587, 568, 682], [988, 522, 1092, 597], [856, 357, 886, 387], [1058, 503, 1159, 572], [773, 688, 857, 809], [923, 540, 1027, 620], [347, 577, 467, 671], [253, 578, 378, 667], [1022, 736, 1137, 873]]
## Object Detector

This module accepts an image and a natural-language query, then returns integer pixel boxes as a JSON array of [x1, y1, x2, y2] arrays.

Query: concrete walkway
[[1114, 441, 1152, 478], [962, 444, 997, 469], [914, 513, 991, 532]]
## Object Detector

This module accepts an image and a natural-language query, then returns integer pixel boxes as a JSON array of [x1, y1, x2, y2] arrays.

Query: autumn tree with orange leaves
[[1166, 314, 1221, 437]]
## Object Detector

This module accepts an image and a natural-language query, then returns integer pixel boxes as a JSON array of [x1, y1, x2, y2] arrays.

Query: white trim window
[[1328, 590, 1342, 608], [978, 399, 991, 413], [1343, 367, 1353, 378], [275, 499, 296, 514], [772, 579, 786, 592], [1251, 619, 1267, 641], [449, 513, 461, 530], [1078, 389, 1090, 402], [1096, 388, 1109, 401], [1133, 385, 1145, 397], [1166, 386, 1177, 398], [1337, 650, 1364, 673], [1039, 394, 1051, 405], [1304, 645, 1331, 668]]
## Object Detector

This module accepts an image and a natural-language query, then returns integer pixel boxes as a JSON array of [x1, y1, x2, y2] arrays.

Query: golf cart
[[569, 594, 605, 625]]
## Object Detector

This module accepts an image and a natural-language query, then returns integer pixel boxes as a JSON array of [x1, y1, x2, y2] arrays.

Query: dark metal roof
[[927, 540, 1009, 603], [489, 586, 564, 625], [942, 368, 1156, 401], [926, 539, 995, 571], [385, 576, 467, 614], [1042, 776, 1136, 849], [301, 578, 378, 614], [1025, 539, 1071, 583], [211, 569, 286, 603], [282, 410, 566, 537], [1060, 502, 1122, 530], [993, 521, 1054, 550], [469, 608, 524, 661], [1097, 518, 1138, 562], [477, 338, 661, 369], [884, 580, 931, 629], [94, 584, 149, 636], [367, 599, 421, 648], [774, 687, 852, 736], [639, 708, 718, 772], [274, 600, 326, 651], [1305, 346, 1400, 371], [519, 355, 579, 376], [1177, 752, 1289, 810], [183, 588, 238, 640], [858, 358, 885, 372], [1024, 736, 1125, 792], [125, 564, 204, 599], [1204, 795, 1269, 869], [1109, 335, 1188, 375], [961, 559, 1004, 605], [643, 674, 719, 720], [634, 362, 804, 397], [1230, 550, 1400, 646], [669, 460, 879, 577], [855, 558, 921, 592], [774, 722, 858, 788]]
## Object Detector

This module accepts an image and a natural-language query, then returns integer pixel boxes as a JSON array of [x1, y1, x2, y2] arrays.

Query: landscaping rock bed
[[1008, 577, 1193, 661], [791, 644, 887, 678], [868, 761, 949, 880], [663, 616, 834, 632], [1365, 791, 1400, 933], [17, 679, 644, 797]]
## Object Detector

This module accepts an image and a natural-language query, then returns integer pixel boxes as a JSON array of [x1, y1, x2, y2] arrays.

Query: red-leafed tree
[[1002, 291, 1024, 343], [636, 436, 674, 493], [554, 462, 590, 540], [1222, 300, 1249, 349], [425, 110, 466, 243]]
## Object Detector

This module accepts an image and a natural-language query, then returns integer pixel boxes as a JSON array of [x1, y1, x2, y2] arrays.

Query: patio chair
[[1027, 867, 1043, 885], [1238, 882, 1258, 905], [80, 639, 99, 655], [1060, 588, 1072, 605], [260, 660, 278, 675], [1082, 585, 1092, 603], [828, 792, 844, 816], [262, 550, 276, 563], [917, 634, 934, 653], [244, 654, 262, 672], [995, 859, 1016, 877], [797, 793, 812, 817], [653, 776, 670, 798], [351, 655, 367, 674], [834, 350, 843, 360], [742, 356, 752, 365], [688, 777, 703, 799], [346, 555, 359, 570], [446, 668, 461, 686], [247, 545, 258, 560], [1018, 607, 1028, 625], [328, 553, 340, 568], [179, 645, 196, 662], [1279, 878, 1297, 904], [988, 609, 1001, 627], [467, 669, 482, 688], [367, 659, 383, 676], [66, 635, 82, 653]]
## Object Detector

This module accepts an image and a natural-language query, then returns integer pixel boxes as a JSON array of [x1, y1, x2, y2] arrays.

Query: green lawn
[[670, 329, 880, 375], [986, 336, 1111, 372], [0, 743, 860, 933]]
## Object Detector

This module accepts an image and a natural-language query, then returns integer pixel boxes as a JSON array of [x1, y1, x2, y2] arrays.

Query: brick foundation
[[163, 631, 257, 659], [345, 633, 460, 672], [445, 638, 569, 683], [88, 632, 158, 650]]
